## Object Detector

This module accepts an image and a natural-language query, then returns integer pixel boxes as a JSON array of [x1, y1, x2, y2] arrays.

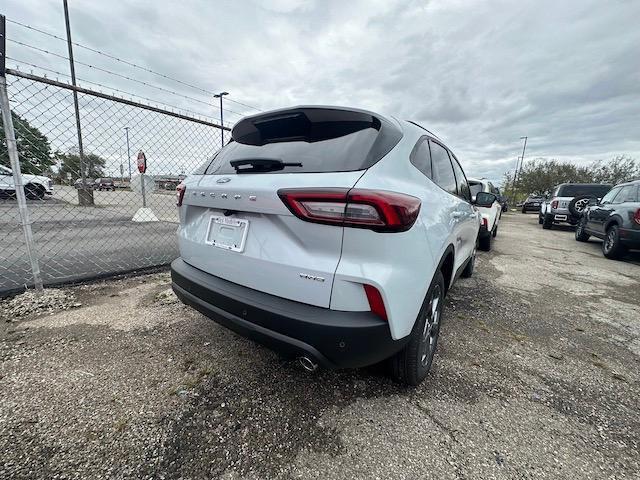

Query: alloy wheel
[[420, 284, 442, 366]]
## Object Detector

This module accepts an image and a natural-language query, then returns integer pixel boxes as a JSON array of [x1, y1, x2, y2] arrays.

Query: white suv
[[0, 164, 54, 199], [467, 177, 502, 251], [171, 106, 493, 385]]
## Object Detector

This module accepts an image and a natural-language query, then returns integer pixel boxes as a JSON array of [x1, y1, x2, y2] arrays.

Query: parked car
[[74, 178, 95, 190], [171, 106, 491, 386], [468, 177, 502, 251], [521, 194, 544, 213], [496, 189, 508, 212], [539, 183, 612, 229], [0, 164, 54, 199], [575, 179, 640, 259], [94, 177, 115, 191]]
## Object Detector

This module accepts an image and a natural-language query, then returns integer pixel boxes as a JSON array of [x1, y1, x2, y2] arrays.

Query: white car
[[0, 164, 53, 199], [468, 177, 502, 251], [171, 106, 494, 385]]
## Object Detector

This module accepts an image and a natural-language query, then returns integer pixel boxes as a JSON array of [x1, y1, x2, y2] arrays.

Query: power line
[[7, 39, 245, 119], [6, 18, 263, 113], [6, 57, 236, 125]]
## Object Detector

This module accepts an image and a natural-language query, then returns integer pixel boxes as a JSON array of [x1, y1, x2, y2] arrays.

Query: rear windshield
[[557, 184, 611, 197], [469, 182, 484, 197], [204, 128, 380, 175]]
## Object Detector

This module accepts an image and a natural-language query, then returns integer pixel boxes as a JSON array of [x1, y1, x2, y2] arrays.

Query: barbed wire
[[7, 57, 236, 127], [6, 17, 263, 113], [7, 39, 248, 120]]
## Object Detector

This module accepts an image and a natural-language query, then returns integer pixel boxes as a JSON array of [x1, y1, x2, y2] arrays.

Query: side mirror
[[474, 192, 497, 208]]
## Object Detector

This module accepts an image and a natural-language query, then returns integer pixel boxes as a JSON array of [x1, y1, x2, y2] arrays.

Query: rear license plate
[[205, 216, 249, 252], [554, 214, 567, 221]]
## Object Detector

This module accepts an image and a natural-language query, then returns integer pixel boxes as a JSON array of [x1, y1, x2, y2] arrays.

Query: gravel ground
[[1, 212, 639, 479]]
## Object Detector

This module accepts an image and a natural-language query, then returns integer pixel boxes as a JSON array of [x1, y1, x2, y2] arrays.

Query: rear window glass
[[469, 182, 483, 197], [205, 128, 380, 175], [557, 184, 611, 197]]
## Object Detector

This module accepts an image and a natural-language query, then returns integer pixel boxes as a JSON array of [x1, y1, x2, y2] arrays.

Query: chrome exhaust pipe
[[298, 356, 318, 373]]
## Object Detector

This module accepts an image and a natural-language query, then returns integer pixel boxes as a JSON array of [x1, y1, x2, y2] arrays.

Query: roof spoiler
[[231, 106, 399, 146]]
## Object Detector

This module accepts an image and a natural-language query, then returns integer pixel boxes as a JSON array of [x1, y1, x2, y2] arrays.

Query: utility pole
[[213, 91, 228, 148], [516, 136, 528, 185], [124, 126, 131, 180], [63, 0, 93, 206]]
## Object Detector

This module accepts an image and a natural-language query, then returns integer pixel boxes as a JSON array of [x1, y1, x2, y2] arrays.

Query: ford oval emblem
[[216, 177, 231, 184]]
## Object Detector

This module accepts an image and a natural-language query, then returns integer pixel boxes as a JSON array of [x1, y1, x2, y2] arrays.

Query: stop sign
[[137, 151, 147, 174]]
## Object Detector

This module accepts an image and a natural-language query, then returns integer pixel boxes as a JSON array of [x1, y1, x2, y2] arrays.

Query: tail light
[[277, 188, 421, 232], [634, 208, 640, 226], [363, 284, 388, 321], [176, 183, 186, 207], [551, 200, 559, 209], [482, 217, 488, 229]]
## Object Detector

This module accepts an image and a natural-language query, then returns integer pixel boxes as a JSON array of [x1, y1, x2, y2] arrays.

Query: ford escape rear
[[172, 106, 486, 385]]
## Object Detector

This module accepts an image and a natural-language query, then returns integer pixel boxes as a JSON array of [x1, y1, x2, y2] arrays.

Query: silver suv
[[539, 183, 612, 229]]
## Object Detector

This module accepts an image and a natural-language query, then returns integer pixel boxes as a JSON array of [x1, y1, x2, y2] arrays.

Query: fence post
[[0, 16, 44, 292]]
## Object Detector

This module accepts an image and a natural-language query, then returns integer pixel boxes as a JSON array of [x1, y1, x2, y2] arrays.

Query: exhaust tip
[[298, 356, 319, 373]]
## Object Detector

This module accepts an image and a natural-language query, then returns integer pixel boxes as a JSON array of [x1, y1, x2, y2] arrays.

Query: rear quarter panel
[[332, 124, 459, 339]]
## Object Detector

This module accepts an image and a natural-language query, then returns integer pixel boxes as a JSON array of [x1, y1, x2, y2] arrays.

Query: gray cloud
[[4, 0, 639, 184]]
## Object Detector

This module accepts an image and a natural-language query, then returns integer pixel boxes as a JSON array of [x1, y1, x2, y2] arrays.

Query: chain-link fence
[[1, 68, 227, 295]]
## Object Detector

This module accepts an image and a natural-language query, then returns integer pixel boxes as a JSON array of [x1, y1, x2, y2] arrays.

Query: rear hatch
[[178, 106, 402, 307]]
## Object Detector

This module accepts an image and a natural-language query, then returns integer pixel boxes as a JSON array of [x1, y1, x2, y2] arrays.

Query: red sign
[[137, 151, 147, 174]]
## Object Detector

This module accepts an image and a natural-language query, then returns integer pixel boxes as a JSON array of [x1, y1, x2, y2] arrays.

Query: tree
[[56, 151, 106, 180], [589, 155, 639, 185], [0, 112, 54, 174]]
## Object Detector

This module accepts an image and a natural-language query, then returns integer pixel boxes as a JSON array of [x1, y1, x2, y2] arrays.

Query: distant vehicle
[[496, 189, 508, 212], [172, 105, 487, 386], [575, 179, 640, 259], [521, 195, 544, 213], [74, 178, 95, 190], [95, 177, 115, 191], [0, 164, 54, 200], [539, 183, 612, 229], [468, 177, 502, 251]]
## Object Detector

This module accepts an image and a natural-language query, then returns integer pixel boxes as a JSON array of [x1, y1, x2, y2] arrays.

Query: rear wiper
[[230, 158, 302, 173]]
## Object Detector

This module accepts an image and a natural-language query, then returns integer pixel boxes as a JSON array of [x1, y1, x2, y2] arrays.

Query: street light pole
[[213, 91, 229, 148], [124, 127, 131, 180], [517, 136, 528, 182]]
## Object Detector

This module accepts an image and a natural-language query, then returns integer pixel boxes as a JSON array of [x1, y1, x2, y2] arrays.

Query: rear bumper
[[478, 224, 490, 238], [620, 227, 640, 247], [171, 258, 408, 369], [522, 204, 541, 211]]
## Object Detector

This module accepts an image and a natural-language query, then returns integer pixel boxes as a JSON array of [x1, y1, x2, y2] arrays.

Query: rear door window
[[409, 137, 432, 178], [429, 140, 457, 196], [450, 154, 471, 202], [600, 187, 620, 205]]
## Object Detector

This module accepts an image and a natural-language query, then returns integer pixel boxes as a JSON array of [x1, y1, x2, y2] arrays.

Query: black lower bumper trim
[[171, 259, 407, 369]]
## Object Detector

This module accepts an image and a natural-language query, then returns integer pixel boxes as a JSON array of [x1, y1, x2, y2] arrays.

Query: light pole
[[124, 127, 131, 180], [213, 92, 229, 148], [516, 136, 528, 183]]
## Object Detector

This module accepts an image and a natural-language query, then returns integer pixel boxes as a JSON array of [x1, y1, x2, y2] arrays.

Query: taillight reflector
[[482, 217, 488, 229], [176, 183, 186, 207], [277, 188, 421, 232], [363, 284, 388, 321], [551, 200, 559, 209], [634, 208, 640, 226]]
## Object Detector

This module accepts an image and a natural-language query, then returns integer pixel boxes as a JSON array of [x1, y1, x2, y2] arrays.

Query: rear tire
[[602, 225, 627, 259], [461, 246, 476, 278], [538, 213, 543, 224], [24, 184, 45, 200], [575, 217, 590, 242], [390, 270, 445, 386], [521, 207, 526, 214], [492, 225, 498, 238], [479, 233, 492, 251], [542, 214, 553, 229]]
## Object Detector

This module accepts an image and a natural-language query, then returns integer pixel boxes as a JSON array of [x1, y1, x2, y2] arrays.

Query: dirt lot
[[1, 213, 639, 479]]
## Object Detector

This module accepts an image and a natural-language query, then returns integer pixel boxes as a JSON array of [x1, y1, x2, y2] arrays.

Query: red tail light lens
[[176, 183, 186, 207], [482, 217, 488, 229], [551, 200, 559, 209], [634, 208, 640, 226], [363, 284, 388, 321], [277, 188, 421, 232]]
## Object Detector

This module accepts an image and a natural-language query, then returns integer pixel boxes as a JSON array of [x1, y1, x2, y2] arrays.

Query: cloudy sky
[[4, 0, 640, 183]]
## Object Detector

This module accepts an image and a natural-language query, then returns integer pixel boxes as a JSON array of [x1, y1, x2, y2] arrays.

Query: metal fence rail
[[0, 67, 228, 295]]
